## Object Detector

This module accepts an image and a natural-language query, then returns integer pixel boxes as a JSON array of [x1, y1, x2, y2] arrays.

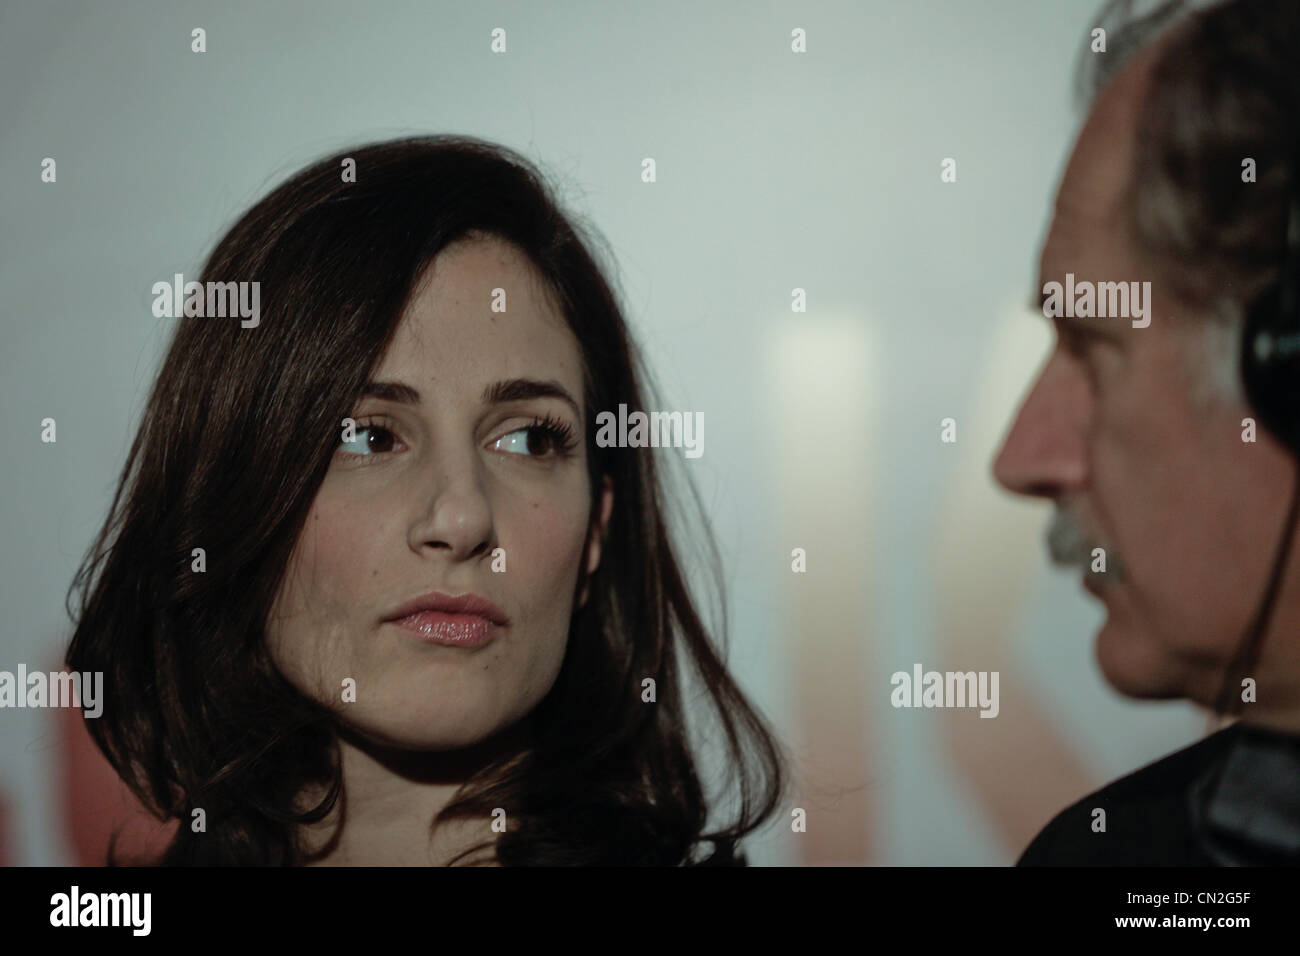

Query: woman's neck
[[296, 719, 534, 866]]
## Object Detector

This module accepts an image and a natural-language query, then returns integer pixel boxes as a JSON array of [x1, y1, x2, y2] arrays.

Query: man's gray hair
[[1079, 0, 1300, 403]]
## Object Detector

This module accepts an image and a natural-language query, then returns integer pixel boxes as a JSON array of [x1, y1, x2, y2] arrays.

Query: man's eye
[[339, 424, 398, 456], [1059, 328, 1090, 357]]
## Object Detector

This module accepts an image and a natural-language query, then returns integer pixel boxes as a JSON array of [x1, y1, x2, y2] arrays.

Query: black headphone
[[1240, 154, 1300, 455], [1212, 155, 1300, 719]]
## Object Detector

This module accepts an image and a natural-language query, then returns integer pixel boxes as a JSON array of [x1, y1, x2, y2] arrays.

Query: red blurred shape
[[57, 702, 177, 865], [0, 787, 10, 865]]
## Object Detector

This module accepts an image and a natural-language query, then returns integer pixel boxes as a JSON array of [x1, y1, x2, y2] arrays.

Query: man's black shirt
[[1018, 722, 1300, 865]]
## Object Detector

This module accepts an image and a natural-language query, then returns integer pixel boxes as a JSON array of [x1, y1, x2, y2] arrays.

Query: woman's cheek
[[505, 492, 591, 586], [268, 497, 373, 702], [308, 497, 371, 578]]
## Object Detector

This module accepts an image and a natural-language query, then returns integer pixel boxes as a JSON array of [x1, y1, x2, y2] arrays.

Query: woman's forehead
[[372, 240, 584, 405]]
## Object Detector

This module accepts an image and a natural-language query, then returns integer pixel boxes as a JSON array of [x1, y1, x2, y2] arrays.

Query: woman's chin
[[339, 708, 507, 753]]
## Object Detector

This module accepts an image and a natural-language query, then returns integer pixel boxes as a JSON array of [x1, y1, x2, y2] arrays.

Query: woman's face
[[267, 235, 612, 751]]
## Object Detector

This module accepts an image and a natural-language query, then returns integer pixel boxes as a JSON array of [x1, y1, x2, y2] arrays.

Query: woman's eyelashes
[[335, 414, 578, 463], [491, 414, 578, 459]]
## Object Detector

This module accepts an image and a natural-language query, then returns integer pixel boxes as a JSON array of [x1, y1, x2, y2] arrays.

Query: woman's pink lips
[[389, 610, 499, 647]]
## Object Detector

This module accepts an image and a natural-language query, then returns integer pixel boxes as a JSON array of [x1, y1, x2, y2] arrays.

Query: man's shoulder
[[1017, 724, 1243, 866]]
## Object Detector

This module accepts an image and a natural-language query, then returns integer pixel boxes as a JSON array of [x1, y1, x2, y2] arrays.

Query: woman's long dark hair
[[65, 135, 788, 865]]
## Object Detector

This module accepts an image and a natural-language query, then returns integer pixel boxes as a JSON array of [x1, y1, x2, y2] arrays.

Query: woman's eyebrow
[[483, 378, 581, 417], [360, 381, 421, 404], [359, 378, 581, 417]]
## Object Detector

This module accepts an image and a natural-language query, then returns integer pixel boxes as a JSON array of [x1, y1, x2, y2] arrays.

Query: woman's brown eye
[[339, 425, 396, 456], [526, 427, 554, 456], [494, 424, 566, 457]]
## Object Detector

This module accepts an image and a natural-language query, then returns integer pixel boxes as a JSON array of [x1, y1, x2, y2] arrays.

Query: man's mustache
[[1047, 504, 1124, 582]]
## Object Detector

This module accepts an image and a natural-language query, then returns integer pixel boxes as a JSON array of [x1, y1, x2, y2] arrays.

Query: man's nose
[[992, 349, 1089, 499]]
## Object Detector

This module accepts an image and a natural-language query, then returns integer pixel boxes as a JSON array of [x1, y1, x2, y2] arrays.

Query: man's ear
[[577, 476, 614, 609]]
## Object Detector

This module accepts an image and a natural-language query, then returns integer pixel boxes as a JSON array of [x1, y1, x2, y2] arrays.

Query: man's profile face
[[992, 42, 1295, 705]]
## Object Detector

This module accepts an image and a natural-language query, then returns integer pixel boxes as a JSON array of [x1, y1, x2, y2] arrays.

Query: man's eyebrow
[[1028, 295, 1125, 343], [359, 378, 582, 416]]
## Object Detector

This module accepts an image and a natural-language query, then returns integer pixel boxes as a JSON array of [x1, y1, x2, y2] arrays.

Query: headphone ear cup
[[1241, 281, 1300, 455]]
